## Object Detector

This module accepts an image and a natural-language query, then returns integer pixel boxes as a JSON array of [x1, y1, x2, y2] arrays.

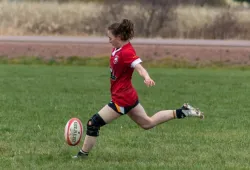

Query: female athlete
[[73, 19, 204, 158]]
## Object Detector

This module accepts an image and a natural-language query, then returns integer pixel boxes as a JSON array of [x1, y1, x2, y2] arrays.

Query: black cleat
[[72, 150, 88, 159]]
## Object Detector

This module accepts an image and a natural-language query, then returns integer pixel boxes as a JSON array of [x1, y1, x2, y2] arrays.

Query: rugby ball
[[64, 118, 83, 146]]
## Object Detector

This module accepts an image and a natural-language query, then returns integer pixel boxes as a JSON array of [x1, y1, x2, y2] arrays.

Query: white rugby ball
[[64, 118, 83, 146]]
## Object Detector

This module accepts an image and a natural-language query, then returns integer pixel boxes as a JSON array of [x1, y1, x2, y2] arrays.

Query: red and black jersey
[[109, 42, 142, 106]]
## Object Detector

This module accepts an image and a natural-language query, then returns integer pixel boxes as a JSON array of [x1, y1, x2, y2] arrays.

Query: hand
[[144, 78, 155, 87]]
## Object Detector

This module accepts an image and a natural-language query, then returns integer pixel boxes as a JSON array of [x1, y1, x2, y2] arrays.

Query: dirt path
[[0, 36, 250, 66]]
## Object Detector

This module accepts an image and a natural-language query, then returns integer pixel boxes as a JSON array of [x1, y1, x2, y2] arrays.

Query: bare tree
[[133, 0, 178, 37]]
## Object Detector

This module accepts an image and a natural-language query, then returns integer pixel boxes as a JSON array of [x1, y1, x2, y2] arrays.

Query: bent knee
[[139, 121, 154, 130], [140, 125, 153, 130]]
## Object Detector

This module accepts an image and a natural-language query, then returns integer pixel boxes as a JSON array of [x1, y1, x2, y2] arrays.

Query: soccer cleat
[[181, 103, 204, 119], [72, 151, 88, 159]]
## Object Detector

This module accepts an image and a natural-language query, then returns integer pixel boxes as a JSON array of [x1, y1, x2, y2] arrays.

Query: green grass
[[0, 65, 250, 170], [1, 56, 250, 69]]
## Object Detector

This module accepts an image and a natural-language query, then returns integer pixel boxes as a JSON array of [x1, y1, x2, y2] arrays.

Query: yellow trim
[[173, 110, 176, 119], [114, 103, 121, 113]]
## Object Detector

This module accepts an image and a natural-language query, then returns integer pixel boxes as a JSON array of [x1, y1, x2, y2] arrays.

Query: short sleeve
[[122, 50, 142, 68]]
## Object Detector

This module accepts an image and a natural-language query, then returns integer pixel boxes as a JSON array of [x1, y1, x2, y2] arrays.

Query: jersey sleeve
[[122, 50, 142, 68]]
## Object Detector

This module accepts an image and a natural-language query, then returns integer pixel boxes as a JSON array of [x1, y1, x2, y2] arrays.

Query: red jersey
[[109, 42, 142, 106]]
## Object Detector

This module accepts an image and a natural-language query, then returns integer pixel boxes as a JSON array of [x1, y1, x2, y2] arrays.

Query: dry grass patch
[[0, 1, 250, 39], [0, 1, 102, 36]]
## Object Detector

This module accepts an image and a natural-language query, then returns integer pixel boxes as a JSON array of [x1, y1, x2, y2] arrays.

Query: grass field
[[0, 65, 250, 170]]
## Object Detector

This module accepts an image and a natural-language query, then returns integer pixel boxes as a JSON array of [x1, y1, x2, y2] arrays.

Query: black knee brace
[[86, 113, 106, 137]]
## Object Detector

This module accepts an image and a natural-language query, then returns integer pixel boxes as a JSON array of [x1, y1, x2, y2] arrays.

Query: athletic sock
[[175, 109, 186, 119]]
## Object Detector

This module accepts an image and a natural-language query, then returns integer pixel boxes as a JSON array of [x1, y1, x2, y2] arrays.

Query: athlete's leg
[[127, 104, 175, 130], [128, 103, 203, 130], [73, 105, 121, 158], [82, 105, 120, 152]]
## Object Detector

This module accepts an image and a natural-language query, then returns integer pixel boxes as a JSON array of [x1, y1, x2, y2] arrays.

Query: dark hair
[[108, 19, 134, 41]]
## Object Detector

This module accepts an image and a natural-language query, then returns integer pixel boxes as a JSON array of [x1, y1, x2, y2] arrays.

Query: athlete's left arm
[[134, 64, 155, 87]]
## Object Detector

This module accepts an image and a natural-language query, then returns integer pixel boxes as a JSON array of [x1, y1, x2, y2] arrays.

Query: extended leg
[[128, 103, 204, 130]]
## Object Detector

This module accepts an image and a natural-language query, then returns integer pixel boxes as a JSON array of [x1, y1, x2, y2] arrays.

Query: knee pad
[[86, 113, 106, 137]]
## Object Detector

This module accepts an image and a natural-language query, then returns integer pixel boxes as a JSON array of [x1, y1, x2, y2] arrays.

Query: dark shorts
[[108, 100, 139, 115]]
